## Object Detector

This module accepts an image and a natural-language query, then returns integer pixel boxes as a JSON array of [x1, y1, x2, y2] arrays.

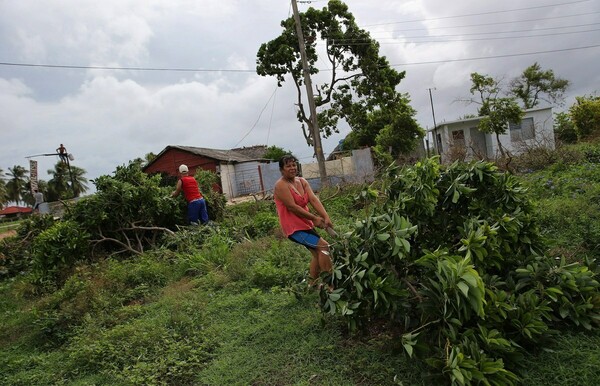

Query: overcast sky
[[1, 0, 599, 190]]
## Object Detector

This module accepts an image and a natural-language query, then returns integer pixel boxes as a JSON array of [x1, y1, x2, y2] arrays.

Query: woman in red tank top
[[274, 155, 334, 284]]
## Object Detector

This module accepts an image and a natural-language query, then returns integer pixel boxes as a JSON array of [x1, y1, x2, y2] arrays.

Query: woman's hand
[[313, 216, 325, 228]]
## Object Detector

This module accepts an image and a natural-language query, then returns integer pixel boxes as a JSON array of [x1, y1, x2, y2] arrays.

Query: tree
[[570, 94, 600, 139], [263, 145, 294, 161], [5, 165, 29, 206], [0, 168, 7, 208], [256, 0, 422, 160], [554, 111, 577, 143], [47, 162, 89, 201], [469, 72, 523, 159], [509, 62, 569, 109]]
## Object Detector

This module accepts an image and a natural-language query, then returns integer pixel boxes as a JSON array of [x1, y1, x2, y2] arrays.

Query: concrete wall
[[259, 147, 375, 193]]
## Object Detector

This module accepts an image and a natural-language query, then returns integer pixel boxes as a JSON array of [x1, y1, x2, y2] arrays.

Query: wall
[[219, 161, 265, 199], [259, 147, 375, 193]]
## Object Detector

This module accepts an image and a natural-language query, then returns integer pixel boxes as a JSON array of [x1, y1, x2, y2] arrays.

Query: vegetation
[[46, 161, 89, 201], [1, 140, 600, 385], [256, 0, 423, 160], [4, 165, 29, 206], [509, 62, 569, 109]]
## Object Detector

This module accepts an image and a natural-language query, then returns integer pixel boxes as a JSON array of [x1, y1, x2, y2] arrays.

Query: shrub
[[195, 169, 226, 221], [320, 157, 600, 385], [31, 220, 90, 284], [0, 215, 56, 279], [570, 95, 600, 139]]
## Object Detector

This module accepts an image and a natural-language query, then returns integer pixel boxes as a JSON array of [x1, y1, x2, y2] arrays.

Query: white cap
[[179, 164, 189, 173]]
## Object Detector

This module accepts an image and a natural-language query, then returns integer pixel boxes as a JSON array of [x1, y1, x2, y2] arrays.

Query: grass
[[2, 148, 600, 385]]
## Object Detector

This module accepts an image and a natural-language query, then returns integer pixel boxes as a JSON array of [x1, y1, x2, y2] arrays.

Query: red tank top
[[181, 176, 203, 202], [275, 179, 314, 236]]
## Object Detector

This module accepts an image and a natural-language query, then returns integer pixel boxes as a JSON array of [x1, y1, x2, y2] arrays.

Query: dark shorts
[[288, 229, 321, 250]]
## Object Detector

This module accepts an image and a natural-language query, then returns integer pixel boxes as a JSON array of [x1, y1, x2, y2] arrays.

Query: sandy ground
[[0, 230, 17, 240]]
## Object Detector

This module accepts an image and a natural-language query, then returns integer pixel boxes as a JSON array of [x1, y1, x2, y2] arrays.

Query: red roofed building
[[0, 206, 33, 218]]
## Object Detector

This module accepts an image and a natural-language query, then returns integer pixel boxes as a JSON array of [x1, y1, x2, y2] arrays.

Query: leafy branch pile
[[322, 158, 600, 385]]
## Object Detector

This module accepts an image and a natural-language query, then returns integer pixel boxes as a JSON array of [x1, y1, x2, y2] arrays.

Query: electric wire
[[362, 0, 591, 27], [233, 85, 279, 148], [332, 28, 600, 45]]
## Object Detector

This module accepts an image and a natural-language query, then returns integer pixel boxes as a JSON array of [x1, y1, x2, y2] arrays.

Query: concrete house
[[143, 145, 271, 199], [430, 107, 554, 162]]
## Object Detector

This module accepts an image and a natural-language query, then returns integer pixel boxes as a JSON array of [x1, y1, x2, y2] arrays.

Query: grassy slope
[[2, 157, 600, 385]]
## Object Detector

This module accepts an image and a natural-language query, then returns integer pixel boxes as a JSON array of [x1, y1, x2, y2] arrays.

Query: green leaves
[[319, 157, 600, 385]]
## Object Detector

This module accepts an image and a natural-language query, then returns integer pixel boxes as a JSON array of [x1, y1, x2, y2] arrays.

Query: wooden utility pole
[[291, 0, 328, 186]]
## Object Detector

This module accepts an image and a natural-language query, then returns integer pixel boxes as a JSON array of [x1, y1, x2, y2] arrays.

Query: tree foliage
[[5, 165, 29, 205], [256, 0, 422, 156], [65, 162, 181, 256], [0, 168, 7, 208], [569, 94, 600, 139], [469, 73, 523, 158], [263, 145, 294, 161], [321, 158, 600, 385], [510, 62, 569, 109], [46, 162, 89, 201]]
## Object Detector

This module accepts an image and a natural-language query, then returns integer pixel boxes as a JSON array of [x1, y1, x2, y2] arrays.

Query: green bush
[[195, 169, 227, 221], [320, 157, 600, 385], [31, 220, 90, 284], [0, 215, 56, 279]]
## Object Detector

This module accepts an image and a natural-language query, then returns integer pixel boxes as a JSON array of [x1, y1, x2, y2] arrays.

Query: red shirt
[[275, 181, 314, 236], [180, 176, 203, 203]]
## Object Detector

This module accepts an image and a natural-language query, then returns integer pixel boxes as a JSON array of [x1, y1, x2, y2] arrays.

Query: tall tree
[[256, 0, 422, 159], [5, 165, 29, 206], [469, 72, 523, 159], [509, 62, 569, 109], [0, 168, 7, 208], [47, 162, 88, 201]]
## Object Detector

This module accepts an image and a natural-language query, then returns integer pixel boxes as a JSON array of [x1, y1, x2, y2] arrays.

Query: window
[[509, 117, 534, 141], [451, 130, 465, 146]]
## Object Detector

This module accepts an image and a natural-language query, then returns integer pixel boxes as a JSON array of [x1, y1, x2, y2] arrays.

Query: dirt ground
[[0, 230, 16, 240]]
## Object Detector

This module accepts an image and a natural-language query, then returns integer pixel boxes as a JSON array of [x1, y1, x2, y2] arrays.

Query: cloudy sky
[[1, 0, 599, 189]]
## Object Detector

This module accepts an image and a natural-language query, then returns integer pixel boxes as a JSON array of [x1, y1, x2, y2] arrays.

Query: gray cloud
[[1, 0, 599, 189]]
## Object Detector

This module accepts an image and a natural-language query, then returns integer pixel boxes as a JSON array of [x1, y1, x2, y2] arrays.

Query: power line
[[233, 85, 280, 148], [374, 11, 600, 34], [389, 44, 600, 67], [332, 28, 600, 45], [3, 42, 599, 74], [367, 22, 600, 40], [362, 0, 591, 27], [383, 11, 600, 32], [0, 62, 256, 73]]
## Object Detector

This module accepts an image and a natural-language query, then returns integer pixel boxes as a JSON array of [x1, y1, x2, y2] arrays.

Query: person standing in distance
[[171, 164, 209, 225], [32, 189, 44, 213], [274, 155, 334, 284]]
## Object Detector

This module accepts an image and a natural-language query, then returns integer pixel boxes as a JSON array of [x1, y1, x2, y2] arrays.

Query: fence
[[259, 147, 375, 193]]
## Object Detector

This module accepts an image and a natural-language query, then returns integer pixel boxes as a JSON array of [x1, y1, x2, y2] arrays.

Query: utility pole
[[291, 0, 328, 186], [427, 87, 438, 156]]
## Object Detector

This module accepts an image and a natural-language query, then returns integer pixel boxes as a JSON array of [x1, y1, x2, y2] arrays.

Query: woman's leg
[[309, 238, 331, 280]]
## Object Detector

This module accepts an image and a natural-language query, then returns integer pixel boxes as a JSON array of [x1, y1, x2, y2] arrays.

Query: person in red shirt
[[171, 164, 209, 225], [274, 155, 333, 284]]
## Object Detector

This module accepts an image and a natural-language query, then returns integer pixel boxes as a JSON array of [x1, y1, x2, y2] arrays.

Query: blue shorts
[[288, 229, 320, 250]]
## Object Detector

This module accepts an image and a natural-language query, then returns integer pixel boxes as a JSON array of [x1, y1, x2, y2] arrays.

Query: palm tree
[[0, 168, 8, 209], [47, 162, 89, 200], [5, 165, 29, 206]]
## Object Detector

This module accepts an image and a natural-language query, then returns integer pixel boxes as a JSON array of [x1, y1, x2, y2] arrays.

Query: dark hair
[[278, 154, 297, 169]]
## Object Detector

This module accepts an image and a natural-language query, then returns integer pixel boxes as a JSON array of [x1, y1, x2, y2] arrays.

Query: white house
[[429, 107, 554, 162]]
